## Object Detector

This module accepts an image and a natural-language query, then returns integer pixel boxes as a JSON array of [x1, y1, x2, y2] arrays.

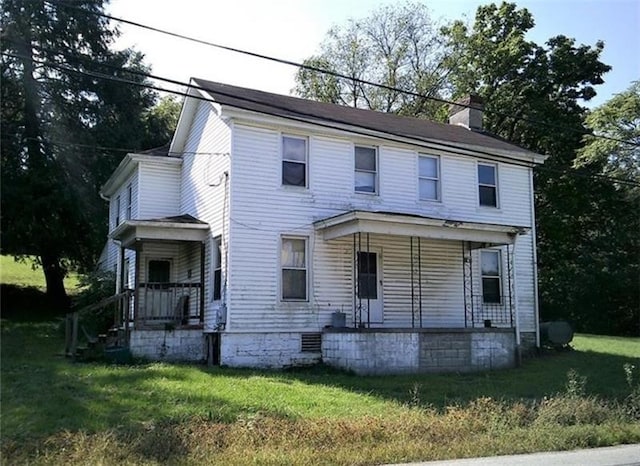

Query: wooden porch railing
[[65, 290, 133, 359], [136, 282, 202, 326]]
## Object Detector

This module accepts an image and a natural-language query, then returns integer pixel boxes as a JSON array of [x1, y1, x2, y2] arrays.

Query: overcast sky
[[108, 0, 640, 108]]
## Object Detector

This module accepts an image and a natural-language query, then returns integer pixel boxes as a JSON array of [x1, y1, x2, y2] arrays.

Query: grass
[[1, 321, 639, 465], [0, 255, 81, 292]]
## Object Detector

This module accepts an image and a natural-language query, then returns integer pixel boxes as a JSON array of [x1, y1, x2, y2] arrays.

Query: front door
[[356, 250, 383, 324]]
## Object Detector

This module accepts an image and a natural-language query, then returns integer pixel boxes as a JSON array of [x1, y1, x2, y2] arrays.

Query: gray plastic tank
[[540, 321, 574, 346]]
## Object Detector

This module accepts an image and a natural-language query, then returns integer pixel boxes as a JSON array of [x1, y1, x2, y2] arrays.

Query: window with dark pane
[[126, 184, 132, 220], [148, 260, 170, 283], [354, 146, 377, 193], [115, 196, 121, 226], [281, 237, 307, 300], [357, 251, 377, 299], [419, 155, 440, 201], [213, 238, 222, 301], [481, 250, 501, 303], [282, 136, 307, 187], [478, 163, 497, 207]]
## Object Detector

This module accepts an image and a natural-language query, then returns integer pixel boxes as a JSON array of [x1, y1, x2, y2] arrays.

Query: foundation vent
[[301, 333, 322, 353]]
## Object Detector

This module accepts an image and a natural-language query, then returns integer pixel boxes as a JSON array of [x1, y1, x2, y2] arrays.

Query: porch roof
[[110, 214, 210, 248], [313, 210, 528, 246]]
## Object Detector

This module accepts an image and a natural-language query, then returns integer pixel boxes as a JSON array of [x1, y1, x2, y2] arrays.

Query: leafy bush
[[71, 270, 117, 337]]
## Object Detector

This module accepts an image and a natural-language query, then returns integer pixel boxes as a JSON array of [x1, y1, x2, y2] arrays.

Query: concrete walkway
[[390, 444, 640, 466]]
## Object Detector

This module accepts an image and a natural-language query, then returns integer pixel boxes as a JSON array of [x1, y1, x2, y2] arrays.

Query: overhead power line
[[45, 0, 640, 149], [3, 50, 639, 188]]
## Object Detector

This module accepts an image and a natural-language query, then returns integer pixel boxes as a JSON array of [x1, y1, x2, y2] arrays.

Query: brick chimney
[[448, 95, 484, 131]]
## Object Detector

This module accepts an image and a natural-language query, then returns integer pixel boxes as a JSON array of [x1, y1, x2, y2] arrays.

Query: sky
[[108, 0, 640, 108]]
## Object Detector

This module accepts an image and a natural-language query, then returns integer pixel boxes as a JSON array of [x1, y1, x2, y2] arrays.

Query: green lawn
[[0, 255, 80, 292], [1, 321, 639, 465]]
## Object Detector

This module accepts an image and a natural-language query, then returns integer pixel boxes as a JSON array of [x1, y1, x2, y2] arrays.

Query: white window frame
[[126, 184, 132, 220], [280, 236, 308, 302], [115, 195, 121, 226], [281, 134, 308, 188], [418, 154, 441, 201], [478, 162, 499, 208], [212, 237, 222, 302], [354, 145, 378, 195], [480, 249, 502, 304]]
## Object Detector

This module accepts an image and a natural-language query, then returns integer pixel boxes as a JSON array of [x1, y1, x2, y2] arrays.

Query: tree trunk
[[41, 253, 70, 310]]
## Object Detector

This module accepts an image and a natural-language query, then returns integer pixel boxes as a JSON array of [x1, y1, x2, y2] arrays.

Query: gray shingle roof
[[138, 143, 171, 157], [192, 78, 538, 158]]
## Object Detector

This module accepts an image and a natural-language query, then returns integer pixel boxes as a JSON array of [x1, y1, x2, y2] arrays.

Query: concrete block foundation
[[322, 328, 516, 375], [129, 328, 205, 361]]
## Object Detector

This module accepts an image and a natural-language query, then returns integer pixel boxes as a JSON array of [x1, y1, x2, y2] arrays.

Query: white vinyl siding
[[178, 99, 231, 330], [223, 122, 537, 335], [138, 162, 181, 219]]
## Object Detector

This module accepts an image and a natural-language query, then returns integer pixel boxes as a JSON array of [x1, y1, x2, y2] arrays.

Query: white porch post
[[116, 242, 125, 294], [511, 237, 522, 363]]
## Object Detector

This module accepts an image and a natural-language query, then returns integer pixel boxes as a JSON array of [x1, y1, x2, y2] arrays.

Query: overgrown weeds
[[4, 391, 638, 466]]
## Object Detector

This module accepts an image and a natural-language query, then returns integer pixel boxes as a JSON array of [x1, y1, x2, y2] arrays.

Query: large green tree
[[1, 0, 174, 307], [571, 83, 640, 335], [575, 81, 640, 196], [293, 1, 449, 119], [443, 2, 639, 335]]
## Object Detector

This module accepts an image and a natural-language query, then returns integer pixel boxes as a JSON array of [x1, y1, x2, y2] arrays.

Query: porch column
[[461, 241, 474, 328], [200, 241, 205, 324], [134, 243, 140, 327], [509, 239, 521, 351], [117, 244, 125, 294]]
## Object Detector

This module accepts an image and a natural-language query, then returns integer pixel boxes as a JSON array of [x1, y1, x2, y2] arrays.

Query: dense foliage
[[294, 2, 449, 119], [0, 0, 178, 307]]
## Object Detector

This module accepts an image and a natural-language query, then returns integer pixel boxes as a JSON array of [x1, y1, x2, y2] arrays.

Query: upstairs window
[[126, 184, 132, 220], [213, 237, 222, 301], [478, 163, 498, 207], [115, 196, 121, 226], [282, 135, 307, 187], [355, 146, 377, 194], [481, 250, 502, 303], [418, 155, 440, 201], [281, 237, 307, 301]]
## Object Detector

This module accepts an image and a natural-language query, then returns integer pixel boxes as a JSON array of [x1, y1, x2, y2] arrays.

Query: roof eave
[[218, 105, 546, 166], [100, 154, 182, 199]]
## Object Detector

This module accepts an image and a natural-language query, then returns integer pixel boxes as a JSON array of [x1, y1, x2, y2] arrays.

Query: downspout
[[529, 168, 541, 348]]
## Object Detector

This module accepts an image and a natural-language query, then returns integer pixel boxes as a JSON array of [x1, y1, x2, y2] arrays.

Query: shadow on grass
[[0, 284, 68, 321]]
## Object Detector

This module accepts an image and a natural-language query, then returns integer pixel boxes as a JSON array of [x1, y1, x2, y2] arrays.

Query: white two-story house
[[99, 79, 546, 374]]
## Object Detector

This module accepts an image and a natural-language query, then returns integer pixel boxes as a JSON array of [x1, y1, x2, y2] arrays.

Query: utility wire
[[3, 50, 639, 188], [45, 0, 640, 149]]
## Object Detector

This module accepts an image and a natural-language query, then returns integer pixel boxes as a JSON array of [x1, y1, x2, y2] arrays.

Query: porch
[[314, 210, 528, 374], [111, 214, 209, 330], [314, 210, 527, 331]]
